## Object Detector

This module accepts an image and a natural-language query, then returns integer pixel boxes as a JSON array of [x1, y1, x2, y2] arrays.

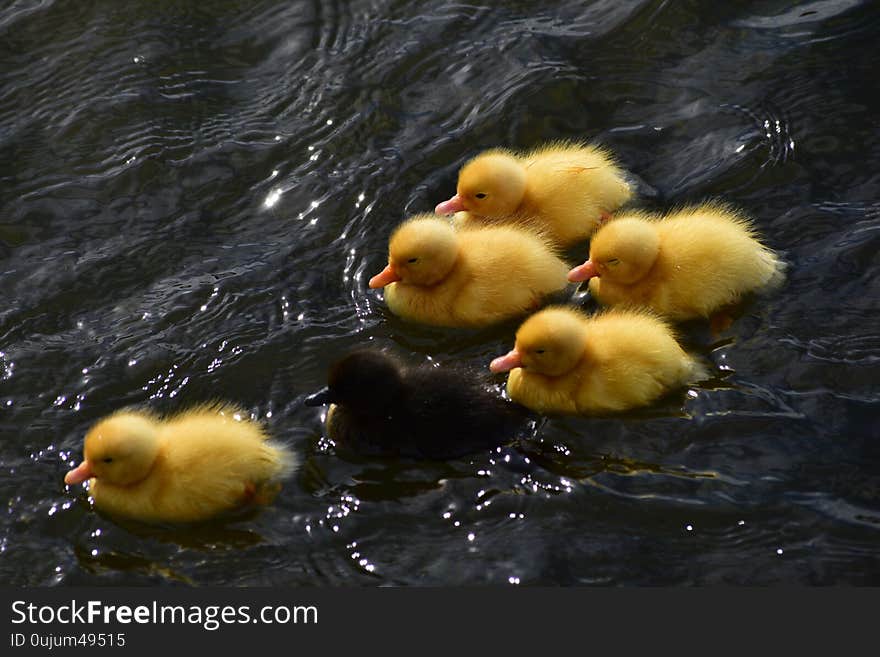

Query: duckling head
[[568, 216, 660, 284], [435, 151, 526, 218], [490, 307, 589, 377], [64, 412, 160, 487], [369, 215, 459, 288], [306, 350, 406, 416]]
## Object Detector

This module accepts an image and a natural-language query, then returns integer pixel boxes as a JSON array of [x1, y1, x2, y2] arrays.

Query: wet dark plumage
[[306, 350, 531, 459]]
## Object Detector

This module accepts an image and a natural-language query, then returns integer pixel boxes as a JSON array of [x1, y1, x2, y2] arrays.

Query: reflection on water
[[1, 0, 879, 586]]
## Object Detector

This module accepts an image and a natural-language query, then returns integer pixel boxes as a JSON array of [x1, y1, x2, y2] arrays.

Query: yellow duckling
[[435, 141, 632, 246], [489, 306, 706, 414], [567, 203, 786, 321], [368, 214, 569, 328], [63, 404, 297, 524]]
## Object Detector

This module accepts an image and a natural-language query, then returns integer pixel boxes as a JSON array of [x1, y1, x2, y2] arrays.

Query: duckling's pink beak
[[369, 264, 401, 288], [435, 194, 466, 215], [64, 460, 94, 485], [490, 349, 523, 373], [567, 259, 599, 283]]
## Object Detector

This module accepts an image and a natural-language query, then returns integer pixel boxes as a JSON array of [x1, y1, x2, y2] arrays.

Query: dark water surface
[[1, 0, 879, 586]]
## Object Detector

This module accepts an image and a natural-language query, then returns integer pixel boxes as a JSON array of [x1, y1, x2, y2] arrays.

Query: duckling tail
[[759, 249, 788, 293], [686, 356, 712, 384], [266, 441, 300, 481], [243, 443, 296, 507]]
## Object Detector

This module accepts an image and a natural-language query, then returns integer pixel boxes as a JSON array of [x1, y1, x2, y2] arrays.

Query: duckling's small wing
[[403, 367, 531, 457]]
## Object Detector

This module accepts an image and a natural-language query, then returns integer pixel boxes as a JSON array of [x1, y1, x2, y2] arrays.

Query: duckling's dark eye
[[475, 193, 487, 199], [535, 349, 546, 355], [606, 258, 620, 266], [102, 457, 114, 464], [407, 257, 418, 264]]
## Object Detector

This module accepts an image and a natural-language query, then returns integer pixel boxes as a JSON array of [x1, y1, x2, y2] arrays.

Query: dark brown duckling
[[305, 350, 531, 460]]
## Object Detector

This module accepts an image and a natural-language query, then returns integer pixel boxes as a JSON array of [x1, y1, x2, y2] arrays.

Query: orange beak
[[369, 263, 401, 289], [567, 259, 599, 283], [64, 459, 94, 485], [435, 194, 466, 215], [490, 349, 524, 373]]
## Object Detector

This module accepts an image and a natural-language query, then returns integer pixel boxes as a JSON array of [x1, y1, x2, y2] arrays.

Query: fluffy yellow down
[[380, 214, 570, 327], [585, 202, 785, 320], [501, 306, 705, 414], [69, 403, 296, 523], [448, 141, 632, 246]]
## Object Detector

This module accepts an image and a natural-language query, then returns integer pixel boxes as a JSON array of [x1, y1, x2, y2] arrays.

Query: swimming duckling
[[489, 306, 706, 415], [567, 203, 786, 321], [305, 350, 530, 459], [435, 141, 632, 246], [368, 214, 569, 328], [64, 404, 297, 524]]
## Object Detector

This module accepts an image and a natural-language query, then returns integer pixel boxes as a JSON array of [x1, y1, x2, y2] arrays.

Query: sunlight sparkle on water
[[264, 188, 282, 208]]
